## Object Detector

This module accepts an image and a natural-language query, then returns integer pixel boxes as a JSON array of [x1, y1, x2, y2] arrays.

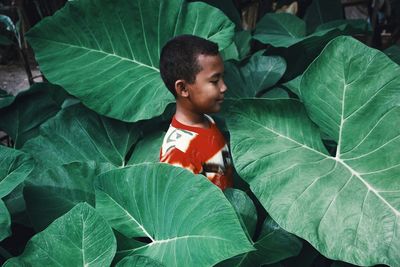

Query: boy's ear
[[175, 80, 189, 98]]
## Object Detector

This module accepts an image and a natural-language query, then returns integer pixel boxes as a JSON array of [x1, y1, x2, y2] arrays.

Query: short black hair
[[159, 35, 219, 97]]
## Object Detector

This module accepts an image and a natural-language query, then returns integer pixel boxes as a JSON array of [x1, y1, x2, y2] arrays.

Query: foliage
[[25, 0, 235, 122], [223, 36, 400, 266], [1, 0, 398, 266]]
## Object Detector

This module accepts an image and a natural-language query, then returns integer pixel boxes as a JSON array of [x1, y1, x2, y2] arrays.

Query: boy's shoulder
[[162, 124, 197, 154]]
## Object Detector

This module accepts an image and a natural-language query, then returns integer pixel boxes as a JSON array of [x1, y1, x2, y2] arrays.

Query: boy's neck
[[175, 104, 209, 129]]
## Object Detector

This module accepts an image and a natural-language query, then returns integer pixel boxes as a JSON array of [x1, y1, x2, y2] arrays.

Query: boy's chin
[[207, 105, 222, 114]]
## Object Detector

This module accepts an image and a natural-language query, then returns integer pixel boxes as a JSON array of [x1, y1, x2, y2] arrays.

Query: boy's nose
[[220, 80, 227, 93]]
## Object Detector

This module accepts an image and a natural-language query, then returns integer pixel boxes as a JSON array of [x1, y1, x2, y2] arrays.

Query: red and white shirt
[[160, 115, 233, 190]]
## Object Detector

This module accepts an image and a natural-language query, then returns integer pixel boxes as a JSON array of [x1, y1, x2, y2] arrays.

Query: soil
[[0, 63, 42, 95]]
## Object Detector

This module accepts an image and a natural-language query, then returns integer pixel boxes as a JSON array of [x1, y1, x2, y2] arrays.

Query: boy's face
[[185, 54, 227, 114]]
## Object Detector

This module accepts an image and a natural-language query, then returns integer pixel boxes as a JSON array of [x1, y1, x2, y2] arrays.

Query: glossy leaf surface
[[95, 163, 254, 267], [22, 104, 139, 169], [0, 200, 11, 241], [225, 37, 400, 266], [384, 44, 400, 65], [218, 215, 302, 267], [0, 146, 34, 198], [127, 131, 164, 165], [25, 161, 114, 231], [116, 255, 164, 267], [303, 0, 343, 32], [27, 0, 235, 122], [254, 13, 365, 48], [224, 188, 257, 239], [0, 89, 15, 109], [0, 83, 69, 148], [4, 203, 116, 266], [224, 50, 286, 98], [255, 13, 366, 80]]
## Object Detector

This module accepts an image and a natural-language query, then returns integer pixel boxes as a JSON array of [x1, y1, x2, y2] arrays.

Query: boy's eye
[[210, 80, 219, 84]]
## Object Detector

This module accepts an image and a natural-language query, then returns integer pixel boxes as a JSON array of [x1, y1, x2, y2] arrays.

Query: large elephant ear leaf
[[25, 161, 115, 231], [384, 44, 400, 65], [224, 50, 286, 98], [303, 0, 343, 33], [0, 146, 34, 199], [0, 88, 15, 109], [116, 255, 164, 267], [224, 188, 257, 239], [22, 104, 140, 169], [4, 203, 116, 266], [0, 199, 11, 241], [0, 83, 70, 148], [95, 163, 254, 267], [225, 36, 400, 267], [217, 214, 302, 267], [26, 0, 235, 122]]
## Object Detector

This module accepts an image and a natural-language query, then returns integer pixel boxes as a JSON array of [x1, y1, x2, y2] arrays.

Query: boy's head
[[160, 35, 219, 97]]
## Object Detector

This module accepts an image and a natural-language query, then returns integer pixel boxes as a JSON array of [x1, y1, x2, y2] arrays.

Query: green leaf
[[282, 75, 302, 97], [0, 89, 15, 108], [4, 203, 116, 266], [254, 13, 306, 48], [384, 44, 400, 65], [113, 231, 147, 263], [260, 87, 290, 99], [24, 161, 115, 231], [221, 30, 252, 61], [2, 183, 29, 226], [127, 131, 164, 165], [95, 163, 254, 267], [188, 0, 242, 29], [224, 50, 286, 98], [217, 215, 302, 267], [116, 255, 164, 267], [224, 188, 257, 239], [254, 13, 367, 80], [22, 104, 140, 169], [303, 0, 343, 33], [246, 216, 302, 265], [0, 146, 34, 199], [0, 83, 70, 148], [0, 199, 11, 241], [0, 15, 17, 39], [26, 0, 235, 122], [225, 36, 400, 266], [254, 13, 366, 48]]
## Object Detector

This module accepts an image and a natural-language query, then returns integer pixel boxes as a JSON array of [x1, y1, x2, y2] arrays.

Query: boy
[[159, 35, 233, 190]]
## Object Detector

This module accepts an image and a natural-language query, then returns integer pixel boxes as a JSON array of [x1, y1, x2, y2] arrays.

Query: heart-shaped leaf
[[225, 36, 400, 266], [254, 13, 367, 80], [26, 0, 235, 122], [95, 163, 254, 267], [116, 255, 164, 267], [0, 89, 15, 109], [254, 13, 366, 48], [4, 203, 116, 266], [0, 83, 70, 148], [384, 44, 400, 65], [25, 161, 115, 231], [127, 131, 164, 165], [303, 0, 343, 32], [224, 50, 286, 98], [22, 104, 140, 169], [0, 199, 11, 241], [224, 188, 257, 239], [217, 215, 302, 267], [0, 146, 34, 199]]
